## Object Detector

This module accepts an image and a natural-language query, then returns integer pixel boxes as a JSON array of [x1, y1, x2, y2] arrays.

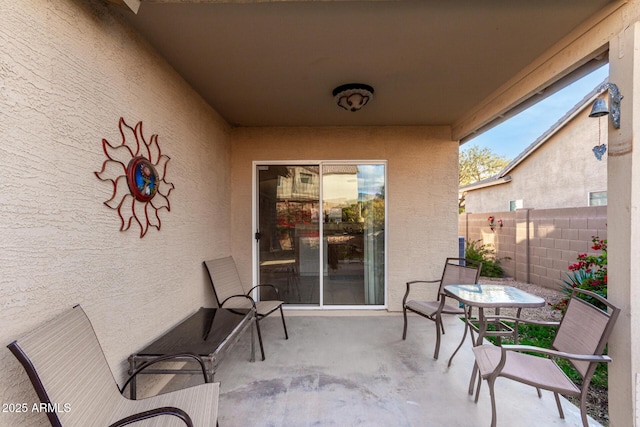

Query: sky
[[463, 64, 610, 161]]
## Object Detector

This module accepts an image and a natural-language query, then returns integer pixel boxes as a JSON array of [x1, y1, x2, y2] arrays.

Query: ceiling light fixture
[[333, 83, 374, 112]]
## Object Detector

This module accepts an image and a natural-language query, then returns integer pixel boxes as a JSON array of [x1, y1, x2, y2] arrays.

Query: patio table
[[443, 284, 545, 394], [128, 307, 254, 398]]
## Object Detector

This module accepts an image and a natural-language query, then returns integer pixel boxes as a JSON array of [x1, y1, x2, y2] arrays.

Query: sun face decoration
[[95, 118, 175, 238]]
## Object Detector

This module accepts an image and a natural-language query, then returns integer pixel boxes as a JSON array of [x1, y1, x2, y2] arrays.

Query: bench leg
[[280, 306, 289, 340], [255, 317, 266, 361]]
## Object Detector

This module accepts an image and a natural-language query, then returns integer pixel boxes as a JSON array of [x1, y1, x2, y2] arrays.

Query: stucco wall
[[464, 104, 607, 213], [231, 126, 458, 312], [0, 2, 231, 425]]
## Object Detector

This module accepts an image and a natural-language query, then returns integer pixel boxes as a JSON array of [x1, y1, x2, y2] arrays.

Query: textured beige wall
[[0, 0, 637, 425], [0, 2, 231, 424], [231, 126, 458, 312], [465, 105, 607, 213]]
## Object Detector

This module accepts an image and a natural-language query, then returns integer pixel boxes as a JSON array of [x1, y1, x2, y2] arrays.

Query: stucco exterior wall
[[231, 126, 458, 312], [0, 0, 637, 425], [0, 2, 231, 425], [464, 105, 607, 213]]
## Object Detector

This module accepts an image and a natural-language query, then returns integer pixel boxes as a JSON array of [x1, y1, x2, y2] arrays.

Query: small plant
[[465, 239, 505, 277], [562, 269, 594, 288], [553, 236, 607, 312]]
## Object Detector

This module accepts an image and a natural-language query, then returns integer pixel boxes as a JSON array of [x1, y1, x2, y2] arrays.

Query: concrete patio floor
[[184, 311, 602, 427]]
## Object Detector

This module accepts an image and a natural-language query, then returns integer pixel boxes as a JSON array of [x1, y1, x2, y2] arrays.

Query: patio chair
[[7, 305, 219, 427], [472, 288, 620, 427], [402, 257, 482, 359], [204, 256, 288, 361]]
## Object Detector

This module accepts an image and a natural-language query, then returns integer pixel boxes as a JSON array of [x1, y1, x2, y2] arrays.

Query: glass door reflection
[[258, 163, 385, 307], [258, 165, 320, 304], [322, 164, 385, 306]]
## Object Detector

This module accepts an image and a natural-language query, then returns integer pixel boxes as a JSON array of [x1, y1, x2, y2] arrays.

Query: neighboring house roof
[[459, 78, 609, 193], [460, 174, 512, 192]]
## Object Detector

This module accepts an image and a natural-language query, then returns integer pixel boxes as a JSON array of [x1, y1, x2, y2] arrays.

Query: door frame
[[252, 160, 388, 310]]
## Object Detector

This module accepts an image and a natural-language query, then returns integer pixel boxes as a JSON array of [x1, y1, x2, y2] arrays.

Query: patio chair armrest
[[221, 294, 257, 309], [121, 353, 209, 394], [247, 283, 282, 299], [483, 315, 560, 327], [403, 280, 441, 304], [488, 344, 611, 381], [406, 279, 440, 286], [109, 406, 193, 427], [501, 344, 612, 363]]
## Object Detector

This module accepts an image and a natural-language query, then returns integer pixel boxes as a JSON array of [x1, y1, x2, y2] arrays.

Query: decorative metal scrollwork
[[95, 118, 175, 238]]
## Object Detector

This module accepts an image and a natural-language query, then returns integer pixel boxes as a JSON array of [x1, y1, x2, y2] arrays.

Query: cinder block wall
[[459, 206, 607, 289]]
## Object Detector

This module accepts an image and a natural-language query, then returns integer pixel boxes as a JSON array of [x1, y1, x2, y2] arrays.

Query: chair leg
[[433, 315, 442, 359], [255, 317, 266, 361], [579, 393, 589, 427], [554, 392, 565, 420], [488, 378, 498, 427], [469, 363, 480, 395], [279, 305, 289, 340], [402, 307, 408, 340], [474, 374, 482, 403]]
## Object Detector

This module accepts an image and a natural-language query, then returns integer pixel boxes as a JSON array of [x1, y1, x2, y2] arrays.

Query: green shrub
[[465, 239, 505, 277]]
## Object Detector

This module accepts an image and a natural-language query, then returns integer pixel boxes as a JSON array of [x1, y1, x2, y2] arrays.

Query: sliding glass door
[[322, 164, 385, 305], [257, 162, 385, 307], [257, 165, 320, 304]]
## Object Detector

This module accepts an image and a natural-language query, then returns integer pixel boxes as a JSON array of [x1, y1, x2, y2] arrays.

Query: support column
[[514, 208, 530, 283], [608, 21, 640, 427]]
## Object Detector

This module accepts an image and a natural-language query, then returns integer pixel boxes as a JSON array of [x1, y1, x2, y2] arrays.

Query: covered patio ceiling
[[116, 0, 614, 139]]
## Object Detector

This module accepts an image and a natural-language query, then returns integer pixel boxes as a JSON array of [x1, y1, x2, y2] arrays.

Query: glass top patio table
[[444, 284, 546, 308], [443, 284, 546, 395]]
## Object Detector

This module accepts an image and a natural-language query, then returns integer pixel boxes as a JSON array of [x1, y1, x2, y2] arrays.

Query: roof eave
[[459, 175, 512, 192]]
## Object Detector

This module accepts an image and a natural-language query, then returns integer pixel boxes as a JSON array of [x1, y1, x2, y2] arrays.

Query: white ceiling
[[118, 0, 613, 131]]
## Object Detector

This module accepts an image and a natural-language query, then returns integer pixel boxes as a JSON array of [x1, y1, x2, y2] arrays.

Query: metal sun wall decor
[[95, 118, 175, 238]]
